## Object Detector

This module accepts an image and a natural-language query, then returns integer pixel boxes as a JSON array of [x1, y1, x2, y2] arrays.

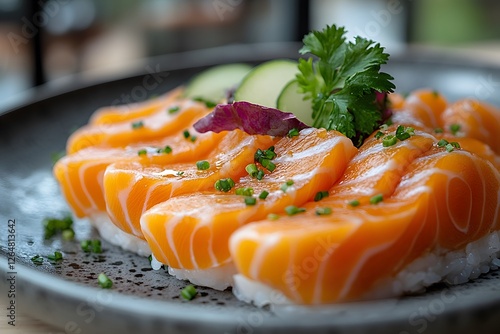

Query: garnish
[[181, 284, 198, 300], [193, 97, 217, 108], [196, 160, 210, 171], [168, 106, 180, 114], [267, 213, 280, 220], [281, 180, 294, 192], [62, 229, 75, 241], [183, 130, 190, 139], [296, 25, 395, 144], [157, 145, 173, 154], [43, 215, 74, 240], [193, 101, 309, 137], [245, 164, 265, 180], [370, 194, 384, 205], [450, 124, 461, 135], [81, 239, 102, 253], [259, 190, 269, 200], [98, 273, 113, 289], [434, 128, 444, 134], [348, 199, 360, 207], [285, 205, 306, 216], [374, 131, 385, 139], [316, 207, 332, 216], [254, 146, 277, 173], [137, 149, 147, 156], [395, 125, 414, 141], [236, 187, 254, 196], [47, 251, 63, 262], [382, 135, 397, 147], [214, 178, 235, 192], [314, 191, 329, 201], [287, 128, 300, 138], [244, 197, 257, 206], [31, 255, 43, 265], [131, 120, 144, 129]]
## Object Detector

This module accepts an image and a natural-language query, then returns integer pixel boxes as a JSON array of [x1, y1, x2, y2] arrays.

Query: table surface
[[1, 43, 499, 333]]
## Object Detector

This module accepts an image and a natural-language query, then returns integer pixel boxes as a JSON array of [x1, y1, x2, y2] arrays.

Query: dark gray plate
[[1, 44, 500, 334]]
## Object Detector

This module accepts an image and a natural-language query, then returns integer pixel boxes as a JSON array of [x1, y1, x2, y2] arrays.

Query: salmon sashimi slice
[[140, 128, 357, 277], [67, 99, 209, 154], [441, 99, 500, 154], [104, 130, 276, 238], [391, 89, 448, 129], [89, 87, 184, 125], [230, 141, 500, 305], [53, 128, 225, 218]]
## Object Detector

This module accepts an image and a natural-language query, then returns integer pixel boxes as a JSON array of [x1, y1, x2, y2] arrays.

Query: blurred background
[[1, 0, 500, 109]]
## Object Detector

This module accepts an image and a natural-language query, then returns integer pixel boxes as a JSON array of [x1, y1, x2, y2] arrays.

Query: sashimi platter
[[1, 25, 500, 333]]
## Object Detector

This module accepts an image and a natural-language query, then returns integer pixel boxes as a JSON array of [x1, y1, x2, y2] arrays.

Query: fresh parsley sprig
[[297, 25, 395, 144]]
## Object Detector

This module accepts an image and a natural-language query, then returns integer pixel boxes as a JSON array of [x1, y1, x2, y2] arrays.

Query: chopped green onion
[[91, 239, 102, 253], [281, 180, 294, 192], [214, 178, 235, 192], [181, 284, 197, 300], [434, 128, 444, 134], [382, 135, 398, 147], [183, 130, 190, 139], [176, 171, 185, 177], [236, 187, 254, 196], [31, 255, 43, 265], [43, 215, 73, 240], [267, 213, 280, 220], [168, 106, 180, 114], [450, 124, 461, 135], [47, 251, 63, 262], [260, 159, 276, 172], [370, 194, 383, 205], [98, 273, 113, 289], [395, 125, 414, 141], [256, 170, 265, 180], [285, 205, 306, 216], [190, 135, 197, 142], [245, 164, 258, 177], [193, 97, 217, 108], [287, 128, 299, 138], [137, 149, 147, 156], [375, 131, 385, 139], [196, 160, 210, 171], [157, 145, 172, 154], [314, 191, 329, 202], [81, 239, 102, 253], [450, 142, 461, 149], [348, 199, 360, 207], [379, 124, 389, 131], [244, 197, 257, 206], [131, 121, 144, 129], [437, 139, 449, 147], [315, 207, 332, 216], [62, 229, 75, 241], [445, 143, 455, 152], [255, 147, 276, 162], [259, 190, 269, 200]]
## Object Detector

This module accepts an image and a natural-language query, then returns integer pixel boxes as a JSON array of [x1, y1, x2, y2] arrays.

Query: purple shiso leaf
[[193, 101, 310, 137]]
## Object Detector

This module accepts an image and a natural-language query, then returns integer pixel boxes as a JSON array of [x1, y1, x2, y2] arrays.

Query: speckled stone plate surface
[[1, 44, 500, 334]]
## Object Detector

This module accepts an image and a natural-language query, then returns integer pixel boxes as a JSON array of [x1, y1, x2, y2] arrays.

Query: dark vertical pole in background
[[403, 0, 414, 44], [296, 0, 310, 42], [29, 0, 46, 87]]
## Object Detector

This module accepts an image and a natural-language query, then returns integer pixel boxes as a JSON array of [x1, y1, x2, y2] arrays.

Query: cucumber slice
[[277, 80, 314, 126], [234, 59, 298, 108], [184, 63, 252, 102]]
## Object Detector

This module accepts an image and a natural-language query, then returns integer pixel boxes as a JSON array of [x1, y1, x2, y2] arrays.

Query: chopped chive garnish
[[168, 106, 180, 114], [445, 143, 455, 152], [193, 97, 217, 108], [31, 255, 43, 265], [314, 191, 329, 202], [434, 128, 444, 134], [236, 187, 254, 196], [256, 170, 265, 180], [62, 229, 75, 241], [156, 145, 173, 154], [81, 239, 102, 253], [395, 125, 414, 141], [280, 180, 294, 192], [181, 284, 197, 300], [47, 251, 63, 262], [382, 135, 398, 147], [190, 135, 197, 142], [43, 215, 73, 240], [245, 163, 258, 177], [260, 159, 276, 172], [196, 160, 210, 171], [370, 194, 383, 205], [214, 178, 235, 192], [131, 121, 144, 129], [285, 205, 306, 216], [379, 124, 389, 131], [148, 255, 152, 263], [437, 139, 449, 147], [348, 199, 360, 207], [375, 131, 385, 139], [450, 124, 461, 135], [316, 207, 332, 216], [255, 147, 277, 162], [267, 213, 280, 220], [183, 130, 190, 139], [176, 171, 185, 177], [450, 142, 461, 149], [287, 128, 299, 138], [138, 149, 147, 156], [98, 273, 113, 289], [244, 197, 257, 206], [259, 190, 269, 200]]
